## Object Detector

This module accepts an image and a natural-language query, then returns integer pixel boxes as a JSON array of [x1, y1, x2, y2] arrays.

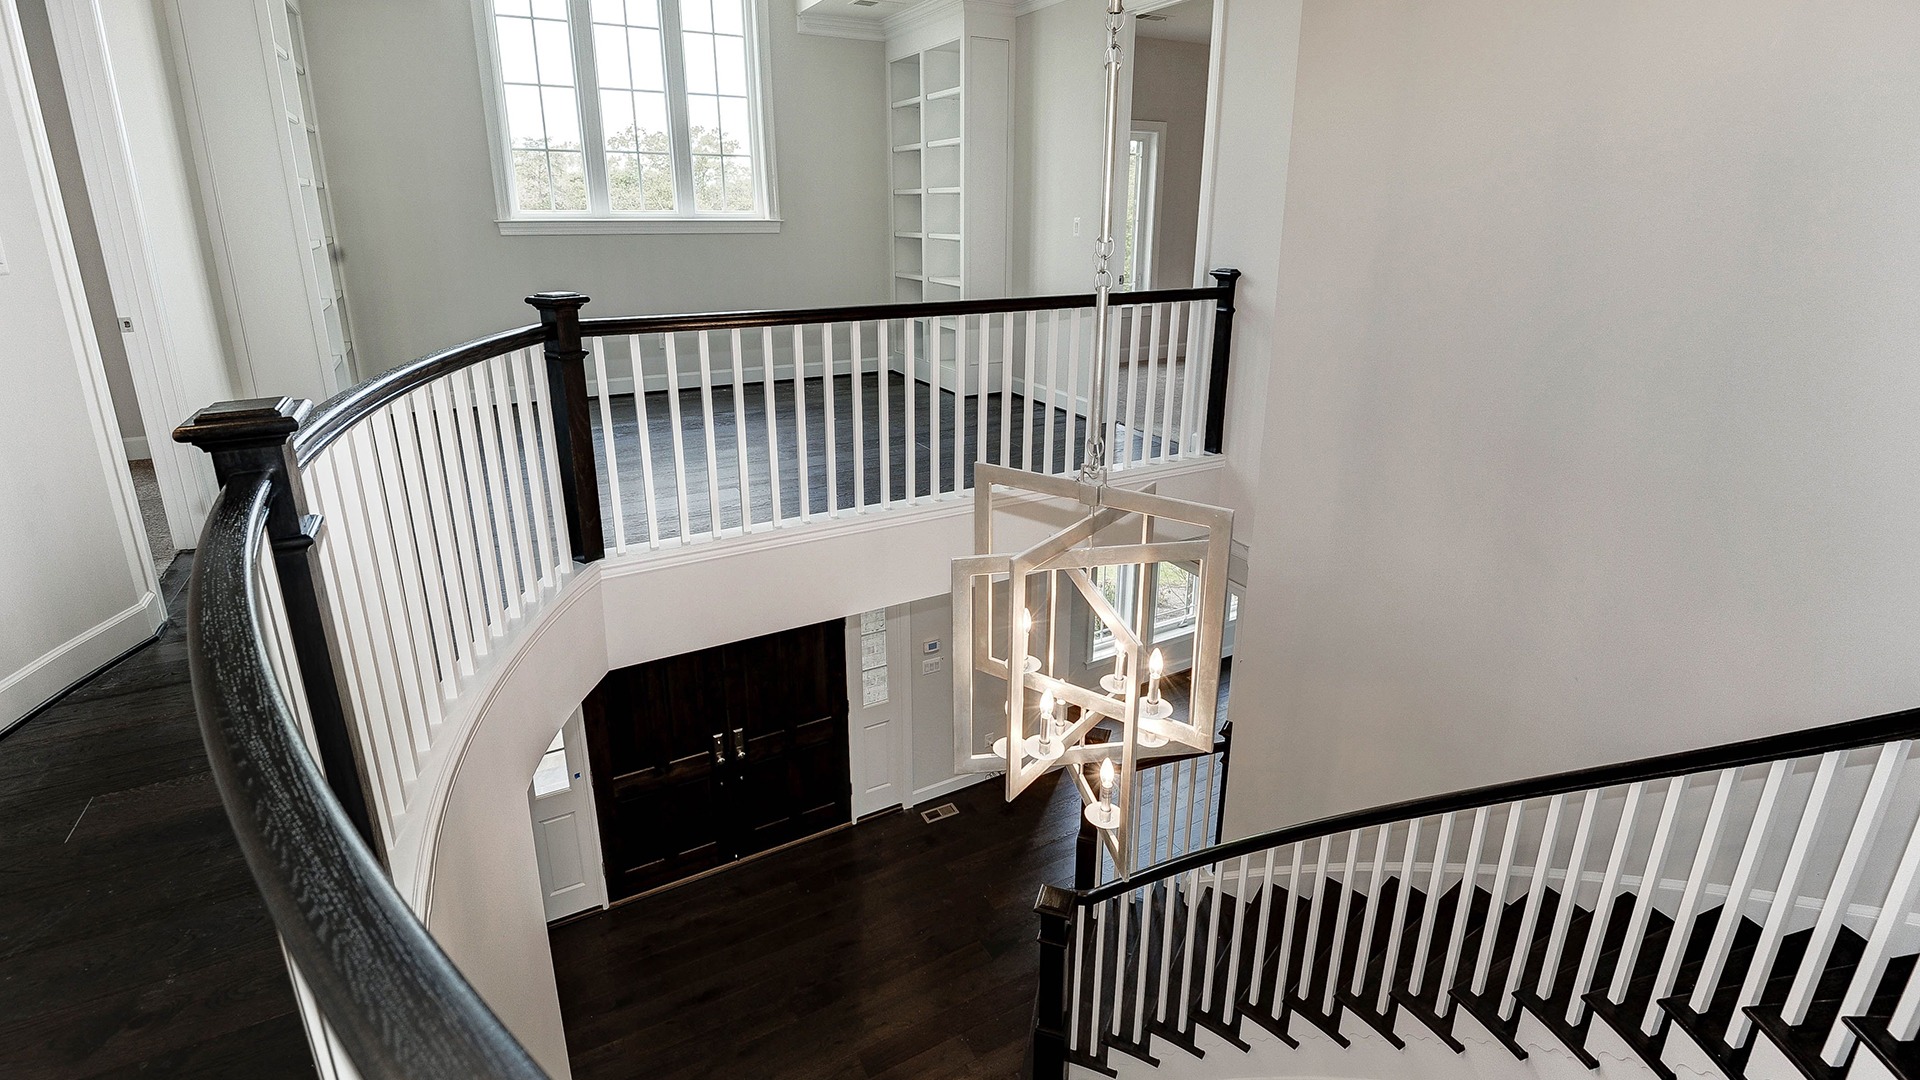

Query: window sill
[[496, 216, 784, 236]]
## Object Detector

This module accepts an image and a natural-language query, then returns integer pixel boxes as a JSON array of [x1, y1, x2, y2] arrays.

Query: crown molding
[[1014, 0, 1069, 14], [794, 11, 890, 40]]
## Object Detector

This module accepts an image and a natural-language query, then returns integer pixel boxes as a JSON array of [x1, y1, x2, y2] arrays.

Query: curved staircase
[[1036, 712, 1920, 1080]]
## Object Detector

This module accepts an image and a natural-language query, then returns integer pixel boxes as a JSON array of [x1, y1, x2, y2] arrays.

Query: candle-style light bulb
[[1112, 642, 1124, 680], [1147, 647, 1165, 704], [1099, 758, 1116, 801], [1038, 690, 1057, 752]]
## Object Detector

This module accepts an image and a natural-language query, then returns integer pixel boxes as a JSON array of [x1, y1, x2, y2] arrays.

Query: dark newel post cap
[[173, 396, 312, 450], [1033, 882, 1078, 918], [525, 291, 591, 312], [1209, 267, 1243, 284]]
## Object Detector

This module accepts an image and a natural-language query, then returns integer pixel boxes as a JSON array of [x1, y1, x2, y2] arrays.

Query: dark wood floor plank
[[0, 556, 311, 1080]]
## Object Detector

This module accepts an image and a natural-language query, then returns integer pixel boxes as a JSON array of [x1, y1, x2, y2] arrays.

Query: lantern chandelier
[[951, 0, 1234, 880]]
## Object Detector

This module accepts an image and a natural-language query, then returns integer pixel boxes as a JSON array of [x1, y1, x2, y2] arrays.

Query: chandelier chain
[[1080, 0, 1127, 487]]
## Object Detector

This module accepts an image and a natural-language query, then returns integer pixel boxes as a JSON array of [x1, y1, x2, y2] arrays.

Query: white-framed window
[[476, 0, 780, 233], [1090, 562, 1206, 658]]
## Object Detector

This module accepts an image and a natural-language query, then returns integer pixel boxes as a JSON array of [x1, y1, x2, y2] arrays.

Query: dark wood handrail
[[1080, 703, 1920, 905], [577, 283, 1229, 338], [188, 472, 550, 1079]]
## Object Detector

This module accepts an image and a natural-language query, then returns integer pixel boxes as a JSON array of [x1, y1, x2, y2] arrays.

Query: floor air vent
[[921, 804, 959, 824]]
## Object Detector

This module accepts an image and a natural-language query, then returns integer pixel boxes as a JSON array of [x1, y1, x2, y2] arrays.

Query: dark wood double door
[[584, 619, 851, 901]]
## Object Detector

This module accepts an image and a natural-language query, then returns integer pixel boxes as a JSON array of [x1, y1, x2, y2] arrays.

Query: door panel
[[528, 708, 608, 922], [587, 620, 851, 902]]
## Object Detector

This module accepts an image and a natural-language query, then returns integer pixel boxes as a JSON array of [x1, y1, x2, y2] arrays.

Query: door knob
[[731, 728, 747, 761]]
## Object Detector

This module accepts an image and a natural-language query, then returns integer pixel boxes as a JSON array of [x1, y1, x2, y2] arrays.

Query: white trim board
[[0, 592, 166, 737]]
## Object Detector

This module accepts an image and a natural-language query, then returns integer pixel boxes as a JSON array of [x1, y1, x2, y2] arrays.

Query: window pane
[[682, 31, 716, 94], [601, 90, 636, 149], [593, 24, 630, 89], [710, 0, 743, 36], [635, 90, 669, 140], [550, 151, 587, 209], [718, 96, 749, 150], [714, 34, 747, 96], [496, 0, 531, 15], [589, 0, 623, 23], [692, 154, 722, 211], [628, 27, 664, 89], [628, 0, 661, 27], [685, 94, 720, 147], [530, 0, 566, 18], [640, 153, 674, 209], [532, 748, 569, 797], [513, 148, 553, 209], [680, 0, 711, 33], [497, 17, 538, 84], [723, 156, 753, 211], [504, 84, 547, 144], [533, 17, 574, 86], [542, 85, 581, 148], [607, 151, 643, 210]]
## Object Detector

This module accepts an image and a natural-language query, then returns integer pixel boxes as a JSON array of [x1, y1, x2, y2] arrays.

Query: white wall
[[1225, 0, 1920, 837], [298, 0, 892, 373], [1129, 33, 1206, 290], [0, 0, 162, 732], [1011, 0, 1109, 297]]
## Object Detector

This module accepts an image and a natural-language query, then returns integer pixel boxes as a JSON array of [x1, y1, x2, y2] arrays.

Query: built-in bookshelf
[[889, 41, 964, 303]]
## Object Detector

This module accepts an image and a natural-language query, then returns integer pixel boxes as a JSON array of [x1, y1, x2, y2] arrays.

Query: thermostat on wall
[[924, 639, 940, 654]]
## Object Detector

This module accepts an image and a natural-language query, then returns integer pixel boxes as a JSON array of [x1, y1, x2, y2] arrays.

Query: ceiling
[[1135, 0, 1213, 45]]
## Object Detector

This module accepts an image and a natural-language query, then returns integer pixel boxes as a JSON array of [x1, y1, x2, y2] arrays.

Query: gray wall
[[298, 0, 892, 372], [1130, 34, 1208, 290], [1225, 0, 1920, 836]]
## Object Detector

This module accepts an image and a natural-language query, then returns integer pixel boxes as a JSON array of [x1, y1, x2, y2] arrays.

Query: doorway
[[583, 619, 852, 902], [1128, 0, 1214, 289]]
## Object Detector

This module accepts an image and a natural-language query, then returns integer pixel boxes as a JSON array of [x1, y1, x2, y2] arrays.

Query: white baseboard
[[908, 770, 995, 808], [123, 434, 149, 460], [0, 589, 166, 735]]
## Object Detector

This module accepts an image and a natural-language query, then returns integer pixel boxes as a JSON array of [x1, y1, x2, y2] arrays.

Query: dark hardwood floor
[[0, 557, 313, 1079], [551, 771, 1082, 1080], [550, 663, 1233, 1080], [587, 365, 1192, 545]]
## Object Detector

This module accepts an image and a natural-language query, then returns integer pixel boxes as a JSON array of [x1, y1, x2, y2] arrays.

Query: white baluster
[[1042, 310, 1062, 473], [1726, 752, 1845, 1048], [1181, 298, 1207, 455], [1157, 871, 1179, 1023], [1249, 847, 1278, 1007], [791, 325, 809, 519], [1503, 794, 1566, 1019], [662, 333, 693, 540], [1158, 302, 1183, 459], [406, 385, 475, 680], [876, 320, 891, 509], [928, 318, 943, 496], [1118, 305, 1142, 469], [511, 349, 562, 585], [424, 379, 488, 667], [953, 315, 968, 493], [1022, 311, 1039, 472], [357, 418, 440, 742], [1201, 859, 1226, 1013], [1297, 836, 1331, 1005], [1090, 898, 1108, 1057], [760, 326, 781, 525], [1820, 761, 1920, 1063], [1071, 905, 1087, 1052], [1224, 855, 1252, 1022], [491, 355, 540, 603], [1272, 843, 1305, 1018], [1140, 303, 1165, 465], [464, 363, 520, 618], [1323, 830, 1362, 1015], [817, 320, 833, 515], [849, 320, 864, 513], [1381, 818, 1422, 1014], [1606, 777, 1686, 1005], [1065, 309, 1085, 474], [903, 319, 918, 502], [1569, 783, 1646, 1026], [695, 332, 725, 534], [628, 336, 663, 548], [1179, 867, 1201, 1031], [1410, 813, 1456, 999], [1001, 310, 1017, 468], [978, 313, 993, 476], [1537, 789, 1599, 1001], [1888, 928, 1920, 1041], [447, 369, 504, 631], [1690, 761, 1790, 1014], [1438, 806, 1492, 1013], [1133, 883, 1154, 1043], [1782, 743, 1910, 1026], [1642, 770, 1738, 1033], [1113, 883, 1130, 1038], [1472, 803, 1524, 998], [386, 390, 458, 701], [729, 328, 751, 529], [589, 339, 627, 555]]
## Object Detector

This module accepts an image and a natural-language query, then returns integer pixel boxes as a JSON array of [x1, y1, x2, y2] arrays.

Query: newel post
[[174, 397, 384, 861], [527, 291, 604, 563], [1202, 267, 1242, 455], [1032, 883, 1076, 1080]]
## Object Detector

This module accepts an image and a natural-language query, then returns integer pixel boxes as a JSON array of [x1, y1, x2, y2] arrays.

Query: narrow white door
[[528, 708, 608, 923]]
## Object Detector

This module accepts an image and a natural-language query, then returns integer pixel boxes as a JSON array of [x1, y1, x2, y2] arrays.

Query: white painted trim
[[1012, 0, 1067, 16], [794, 11, 886, 41], [45, 0, 220, 549], [910, 769, 993, 807], [0, 592, 165, 735], [0, 0, 163, 734], [1188, 0, 1229, 286], [496, 215, 783, 235], [123, 434, 150, 460]]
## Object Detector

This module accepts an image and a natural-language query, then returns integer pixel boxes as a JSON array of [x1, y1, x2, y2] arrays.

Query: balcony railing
[[173, 277, 1241, 1078]]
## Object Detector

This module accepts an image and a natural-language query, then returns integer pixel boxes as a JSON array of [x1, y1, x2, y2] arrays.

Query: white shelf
[[894, 188, 923, 196], [926, 187, 960, 195], [928, 233, 961, 241], [895, 231, 925, 239], [926, 85, 961, 101], [926, 137, 961, 149], [928, 276, 962, 288], [892, 95, 923, 107], [892, 143, 922, 153]]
